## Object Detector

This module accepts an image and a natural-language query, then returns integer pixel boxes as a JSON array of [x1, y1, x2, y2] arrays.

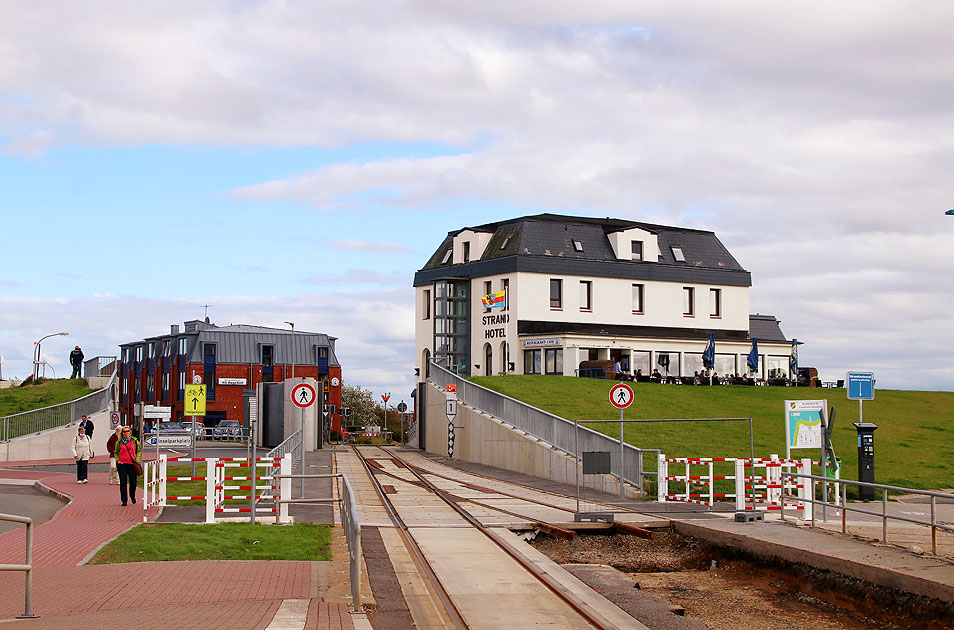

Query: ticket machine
[[853, 422, 878, 500]]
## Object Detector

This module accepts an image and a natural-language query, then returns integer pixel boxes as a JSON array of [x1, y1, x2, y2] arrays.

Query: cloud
[[329, 239, 412, 253]]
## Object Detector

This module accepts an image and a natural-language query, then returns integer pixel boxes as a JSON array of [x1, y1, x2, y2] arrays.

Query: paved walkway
[[0, 456, 359, 629]]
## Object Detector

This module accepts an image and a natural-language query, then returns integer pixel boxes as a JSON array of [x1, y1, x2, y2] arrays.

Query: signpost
[[446, 398, 457, 457], [184, 385, 207, 416], [846, 371, 875, 422], [609, 383, 634, 499], [397, 401, 407, 444], [290, 382, 315, 494]]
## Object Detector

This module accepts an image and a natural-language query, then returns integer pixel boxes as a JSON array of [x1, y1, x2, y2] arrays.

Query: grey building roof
[[121, 320, 341, 366], [414, 213, 751, 287], [748, 314, 788, 343]]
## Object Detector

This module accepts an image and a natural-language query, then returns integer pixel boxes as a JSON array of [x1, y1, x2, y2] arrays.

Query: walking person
[[71, 425, 92, 483], [106, 426, 122, 485], [115, 426, 140, 506], [78, 414, 94, 440], [69, 345, 84, 379]]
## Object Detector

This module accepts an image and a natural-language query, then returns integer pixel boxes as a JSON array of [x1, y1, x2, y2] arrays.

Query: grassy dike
[[470, 376, 954, 491], [0, 378, 95, 417]]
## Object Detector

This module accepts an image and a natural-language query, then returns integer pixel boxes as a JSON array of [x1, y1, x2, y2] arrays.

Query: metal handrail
[[266, 429, 304, 496], [781, 471, 954, 555], [429, 361, 656, 491], [0, 512, 37, 619], [1, 370, 117, 442]]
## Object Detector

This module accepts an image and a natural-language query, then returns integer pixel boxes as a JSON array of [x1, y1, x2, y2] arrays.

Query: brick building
[[118, 320, 343, 432]]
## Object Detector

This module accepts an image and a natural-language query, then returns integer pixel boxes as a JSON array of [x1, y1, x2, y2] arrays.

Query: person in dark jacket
[[69, 346, 84, 379], [78, 415, 94, 440]]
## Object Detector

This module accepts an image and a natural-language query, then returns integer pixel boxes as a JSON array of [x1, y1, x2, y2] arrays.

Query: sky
[[2, 1, 953, 401]]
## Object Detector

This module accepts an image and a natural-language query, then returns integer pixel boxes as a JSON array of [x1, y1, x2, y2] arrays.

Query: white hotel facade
[[414, 214, 795, 380]]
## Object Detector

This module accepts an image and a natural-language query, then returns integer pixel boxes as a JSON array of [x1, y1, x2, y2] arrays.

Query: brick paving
[[0, 461, 355, 629]]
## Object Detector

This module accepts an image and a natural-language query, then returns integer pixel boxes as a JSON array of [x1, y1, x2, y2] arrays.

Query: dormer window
[[441, 249, 452, 265], [463, 242, 471, 263], [631, 240, 643, 261], [671, 246, 686, 262], [572, 239, 584, 252]]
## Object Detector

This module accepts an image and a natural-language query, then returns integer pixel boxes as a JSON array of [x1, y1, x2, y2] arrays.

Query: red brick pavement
[[0, 466, 159, 567], [0, 465, 354, 629]]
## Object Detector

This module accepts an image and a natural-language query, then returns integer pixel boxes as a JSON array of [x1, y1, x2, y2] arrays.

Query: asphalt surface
[[0, 484, 67, 535]]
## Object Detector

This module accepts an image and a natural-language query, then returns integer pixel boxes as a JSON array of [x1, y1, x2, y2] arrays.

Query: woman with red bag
[[114, 426, 140, 506]]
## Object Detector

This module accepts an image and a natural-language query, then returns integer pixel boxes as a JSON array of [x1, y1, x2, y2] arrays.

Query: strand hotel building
[[414, 214, 795, 380], [118, 320, 343, 431]]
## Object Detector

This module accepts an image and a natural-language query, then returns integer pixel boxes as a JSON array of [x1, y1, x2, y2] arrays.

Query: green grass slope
[[471, 376, 954, 491], [0, 379, 95, 417]]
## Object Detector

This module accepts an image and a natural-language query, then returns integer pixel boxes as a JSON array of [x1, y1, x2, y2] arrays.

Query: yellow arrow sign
[[184, 384, 207, 416]]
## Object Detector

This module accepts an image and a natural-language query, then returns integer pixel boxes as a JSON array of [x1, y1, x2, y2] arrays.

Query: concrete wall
[[422, 381, 638, 498], [1, 410, 111, 462]]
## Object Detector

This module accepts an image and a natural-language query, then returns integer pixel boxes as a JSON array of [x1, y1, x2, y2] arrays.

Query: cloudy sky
[[2, 1, 952, 399]]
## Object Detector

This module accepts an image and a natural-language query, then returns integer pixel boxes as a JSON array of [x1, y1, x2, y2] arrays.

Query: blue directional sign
[[846, 371, 875, 400]]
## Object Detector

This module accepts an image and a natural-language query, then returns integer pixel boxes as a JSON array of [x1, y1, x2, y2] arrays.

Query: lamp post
[[285, 321, 295, 378], [33, 332, 69, 380]]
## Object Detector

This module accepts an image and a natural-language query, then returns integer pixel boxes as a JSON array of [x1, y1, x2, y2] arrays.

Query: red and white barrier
[[143, 454, 292, 523], [658, 453, 812, 514]]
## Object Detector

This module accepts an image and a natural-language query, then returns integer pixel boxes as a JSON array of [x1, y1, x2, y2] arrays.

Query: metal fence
[[339, 473, 362, 611], [1, 371, 117, 443], [429, 362, 657, 492], [0, 512, 36, 619], [83, 356, 117, 378], [782, 472, 954, 556]]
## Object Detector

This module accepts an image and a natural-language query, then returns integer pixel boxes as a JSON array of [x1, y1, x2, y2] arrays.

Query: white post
[[768, 454, 782, 511], [205, 457, 217, 524], [159, 454, 168, 507], [142, 460, 150, 523], [799, 458, 812, 517], [279, 454, 292, 523], [657, 454, 668, 502], [734, 459, 746, 511], [708, 460, 714, 506]]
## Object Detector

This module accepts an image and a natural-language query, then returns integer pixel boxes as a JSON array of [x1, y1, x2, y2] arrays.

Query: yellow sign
[[184, 384, 207, 416]]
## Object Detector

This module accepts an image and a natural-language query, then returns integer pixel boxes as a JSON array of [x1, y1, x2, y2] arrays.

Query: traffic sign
[[381, 393, 391, 403], [291, 383, 317, 408], [446, 384, 457, 393], [397, 401, 407, 413], [846, 371, 875, 400], [446, 399, 458, 418], [327, 404, 337, 415], [110, 412, 121, 430], [609, 383, 634, 409], [184, 384, 207, 415]]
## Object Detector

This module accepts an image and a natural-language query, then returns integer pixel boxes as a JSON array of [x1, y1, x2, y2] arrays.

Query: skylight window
[[500, 235, 511, 250], [671, 246, 686, 262], [441, 249, 452, 264], [572, 239, 584, 252]]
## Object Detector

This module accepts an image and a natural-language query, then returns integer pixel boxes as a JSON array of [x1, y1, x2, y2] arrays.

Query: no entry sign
[[291, 383, 317, 408], [609, 383, 634, 409]]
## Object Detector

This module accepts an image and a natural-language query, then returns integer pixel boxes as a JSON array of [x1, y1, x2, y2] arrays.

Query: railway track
[[353, 445, 648, 630]]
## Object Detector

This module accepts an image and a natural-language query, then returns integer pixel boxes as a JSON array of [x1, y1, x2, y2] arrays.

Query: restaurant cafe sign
[[522, 337, 561, 348]]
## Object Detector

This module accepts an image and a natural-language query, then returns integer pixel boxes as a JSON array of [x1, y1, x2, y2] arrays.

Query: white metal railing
[[0, 512, 36, 619], [83, 356, 117, 378], [267, 429, 304, 496], [339, 473, 362, 611], [1, 371, 116, 442], [782, 472, 954, 555]]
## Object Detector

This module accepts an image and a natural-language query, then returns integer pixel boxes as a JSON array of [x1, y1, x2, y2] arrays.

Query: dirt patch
[[529, 529, 954, 630]]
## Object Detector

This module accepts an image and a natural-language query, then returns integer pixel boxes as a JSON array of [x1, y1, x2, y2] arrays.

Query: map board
[[784, 399, 827, 457]]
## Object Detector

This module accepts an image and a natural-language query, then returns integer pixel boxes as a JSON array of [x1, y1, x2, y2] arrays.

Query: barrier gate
[[658, 453, 818, 514], [144, 454, 292, 523]]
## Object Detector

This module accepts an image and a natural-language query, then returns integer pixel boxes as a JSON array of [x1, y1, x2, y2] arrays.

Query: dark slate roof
[[414, 213, 750, 287], [748, 315, 788, 343]]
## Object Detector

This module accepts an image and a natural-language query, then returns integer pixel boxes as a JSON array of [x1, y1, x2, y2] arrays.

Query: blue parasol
[[746, 337, 759, 373], [702, 333, 716, 371]]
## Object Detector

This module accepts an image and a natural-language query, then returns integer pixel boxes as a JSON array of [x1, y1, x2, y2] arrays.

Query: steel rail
[[353, 446, 469, 630], [373, 446, 617, 630]]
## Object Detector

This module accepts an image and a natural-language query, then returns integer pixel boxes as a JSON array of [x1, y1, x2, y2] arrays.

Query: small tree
[[341, 384, 378, 427]]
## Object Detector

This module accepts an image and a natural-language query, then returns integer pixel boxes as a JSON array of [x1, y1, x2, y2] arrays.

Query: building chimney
[[171, 324, 179, 335]]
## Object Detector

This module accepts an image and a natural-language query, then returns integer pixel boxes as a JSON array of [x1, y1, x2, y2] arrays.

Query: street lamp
[[285, 322, 295, 378], [34, 331, 69, 380]]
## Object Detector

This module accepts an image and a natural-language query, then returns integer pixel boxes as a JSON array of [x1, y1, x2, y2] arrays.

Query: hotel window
[[502, 278, 509, 311], [632, 283, 644, 314], [580, 280, 592, 311], [671, 246, 686, 262], [683, 287, 695, 316], [710, 288, 722, 318], [631, 240, 643, 261], [422, 289, 431, 320], [549, 279, 562, 309], [545, 348, 563, 375], [463, 242, 471, 263], [572, 239, 584, 252], [524, 349, 542, 374], [484, 281, 492, 312]]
